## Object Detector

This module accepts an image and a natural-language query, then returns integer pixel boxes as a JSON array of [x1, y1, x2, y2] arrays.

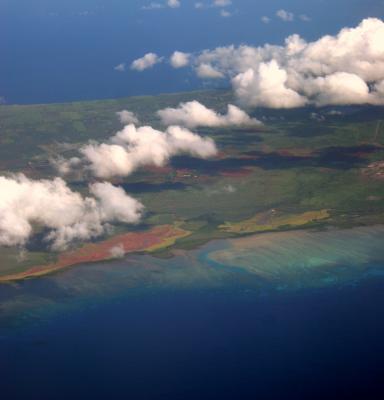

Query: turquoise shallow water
[[204, 225, 384, 289], [1, 225, 384, 399], [1, 225, 384, 328]]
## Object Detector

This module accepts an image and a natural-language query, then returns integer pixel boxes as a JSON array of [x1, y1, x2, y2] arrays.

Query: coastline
[[2, 222, 384, 284], [0, 224, 190, 283]]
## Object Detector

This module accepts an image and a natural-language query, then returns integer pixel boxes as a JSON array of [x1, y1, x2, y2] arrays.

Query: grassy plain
[[0, 90, 384, 279]]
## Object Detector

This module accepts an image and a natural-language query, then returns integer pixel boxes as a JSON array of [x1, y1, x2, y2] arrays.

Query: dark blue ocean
[[1, 188, 384, 400], [1, 0, 384, 104], [1, 280, 384, 400], [2, 2, 384, 398]]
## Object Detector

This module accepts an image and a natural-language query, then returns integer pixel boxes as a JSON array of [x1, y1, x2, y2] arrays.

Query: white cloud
[[223, 184, 236, 193], [304, 72, 372, 106], [261, 16, 270, 24], [131, 53, 162, 71], [196, 63, 224, 78], [195, 0, 231, 9], [109, 244, 125, 258], [168, 18, 384, 108], [142, 2, 163, 10], [51, 156, 82, 176], [114, 63, 126, 72], [0, 175, 143, 250], [327, 110, 343, 116], [170, 51, 191, 68], [299, 14, 311, 22], [205, 183, 236, 196], [157, 101, 262, 128], [142, 0, 180, 10], [90, 182, 143, 225], [72, 124, 217, 179], [220, 10, 231, 18], [232, 61, 307, 108], [116, 110, 139, 125], [214, 0, 231, 6], [376, 80, 384, 96], [167, 0, 180, 7], [276, 9, 294, 22]]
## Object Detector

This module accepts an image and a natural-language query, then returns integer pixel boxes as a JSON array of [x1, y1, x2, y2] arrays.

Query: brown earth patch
[[220, 168, 253, 178], [0, 225, 190, 282], [144, 165, 173, 174], [276, 148, 313, 157]]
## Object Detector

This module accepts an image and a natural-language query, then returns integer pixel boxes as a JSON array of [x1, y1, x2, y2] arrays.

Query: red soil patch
[[318, 167, 336, 173], [353, 151, 372, 158], [215, 151, 228, 159], [276, 148, 313, 157], [0, 225, 187, 282], [58, 225, 182, 265], [144, 165, 173, 174], [238, 154, 259, 160], [220, 168, 253, 178]]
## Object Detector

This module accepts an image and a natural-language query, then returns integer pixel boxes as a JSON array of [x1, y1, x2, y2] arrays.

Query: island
[[0, 90, 383, 282]]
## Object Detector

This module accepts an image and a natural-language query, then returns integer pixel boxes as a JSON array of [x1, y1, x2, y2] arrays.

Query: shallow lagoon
[[1, 226, 384, 398]]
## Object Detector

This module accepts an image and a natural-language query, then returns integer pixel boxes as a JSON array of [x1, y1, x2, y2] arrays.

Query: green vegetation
[[0, 249, 55, 276], [1, 90, 384, 278], [219, 210, 330, 234]]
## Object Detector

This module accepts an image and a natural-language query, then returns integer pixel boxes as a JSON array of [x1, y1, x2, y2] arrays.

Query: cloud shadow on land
[[171, 144, 381, 173], [209, 132, 264, 146], [119, 181, 189, 193]]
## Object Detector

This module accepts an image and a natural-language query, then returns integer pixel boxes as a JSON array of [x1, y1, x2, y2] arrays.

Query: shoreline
[[0, 224, 190, 283], [2, 222, 383, 284]]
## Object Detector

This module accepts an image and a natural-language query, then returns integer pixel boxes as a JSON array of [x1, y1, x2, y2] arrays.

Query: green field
[[1, 90, 384, 277]]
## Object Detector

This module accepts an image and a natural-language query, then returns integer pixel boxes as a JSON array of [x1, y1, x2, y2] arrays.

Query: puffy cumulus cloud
[[195, 0, 231, 9], [194, 45, 268, 78], [109, 244, 125, 259], [196, 63, 224, 78], [170, 51, 191, 68], [51, 156, 82, 176], [376, 80, 384, 96], [0, 175, 143, 250], [276, 9, 294, 22], [157, 101, 262, 128], [232, 61, 307, 108], [170, 18, 384, 107], [220, 10, 231, 18], [114, 63, 126, 72], [116, 110, 139, 125], [73, 124, 217, 179], [214, 0, 231, 6], [261, 16, 270, 24], [167, 0, 180, 7], [131, 53, 162, 71], [299, 14, 311, 22], [303, 72, 372, 106], [90, 182, 143, 224], [142, 2, 164, 10], [142, 0, 180, 10], [293, 19, 384, 82]]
